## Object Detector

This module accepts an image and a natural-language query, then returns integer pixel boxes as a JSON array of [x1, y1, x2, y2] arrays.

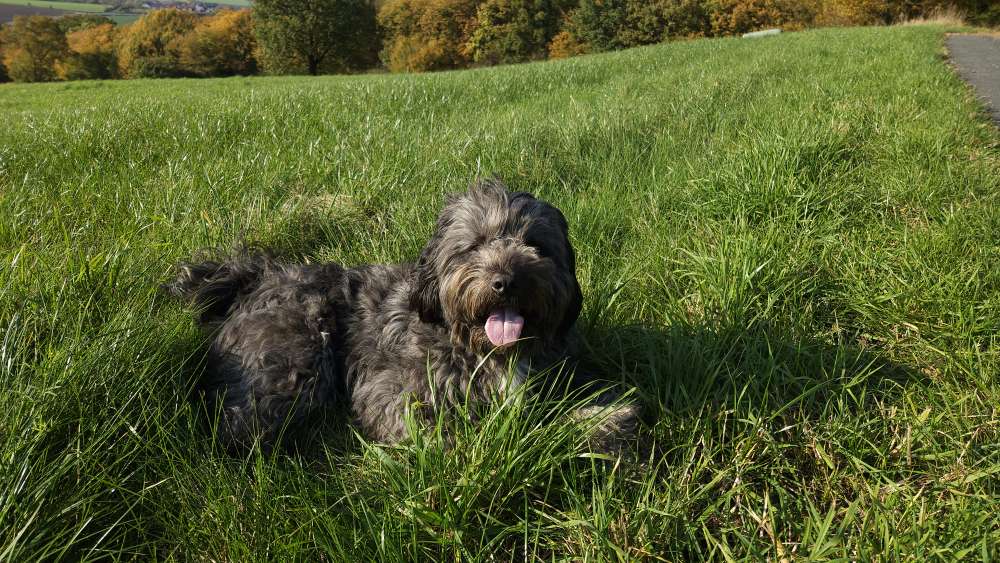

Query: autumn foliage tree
[[177, 10, 257, 77], [254, 0, 378, 75], [546, 29, 585, 59], [0, 16, 68, 82], [814, 0, 891, 26], [2, 0, 998, 82], [377, 0, 479, 72], [56, 22, 118, 80], [116, 8, 198, 78], [707, 0, 819, 35]]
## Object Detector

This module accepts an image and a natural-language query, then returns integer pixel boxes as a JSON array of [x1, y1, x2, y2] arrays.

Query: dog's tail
[[164, 249, 274, 325]]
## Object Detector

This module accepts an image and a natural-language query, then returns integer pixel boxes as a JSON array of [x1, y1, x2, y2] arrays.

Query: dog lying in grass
[[166, 179, 638, 453]]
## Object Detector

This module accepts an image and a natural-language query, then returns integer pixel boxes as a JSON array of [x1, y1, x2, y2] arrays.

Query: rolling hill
[[1, 24, 998, 559]]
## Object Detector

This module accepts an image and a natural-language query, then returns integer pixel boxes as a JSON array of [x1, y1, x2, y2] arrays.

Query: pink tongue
[[484, 308, 524, 347]]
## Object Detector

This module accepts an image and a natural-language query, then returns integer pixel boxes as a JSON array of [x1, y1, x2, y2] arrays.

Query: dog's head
[[410, 179, 583, 354]]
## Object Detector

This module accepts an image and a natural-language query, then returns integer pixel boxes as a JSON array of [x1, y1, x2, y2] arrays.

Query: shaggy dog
[[167, 179, 637, 452]]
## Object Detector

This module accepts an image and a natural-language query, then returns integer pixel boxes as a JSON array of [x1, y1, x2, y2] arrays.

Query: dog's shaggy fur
[[167, 179, 637, 451]]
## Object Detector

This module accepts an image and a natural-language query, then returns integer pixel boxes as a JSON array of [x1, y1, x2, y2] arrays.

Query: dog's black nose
[[491, 274, 513, 295]]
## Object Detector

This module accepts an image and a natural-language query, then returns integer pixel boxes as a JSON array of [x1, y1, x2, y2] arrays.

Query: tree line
[[0, 0, 997, 82]]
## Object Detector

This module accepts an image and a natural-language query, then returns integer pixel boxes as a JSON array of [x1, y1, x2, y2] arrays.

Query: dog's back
[[166, 251, 347, 450]]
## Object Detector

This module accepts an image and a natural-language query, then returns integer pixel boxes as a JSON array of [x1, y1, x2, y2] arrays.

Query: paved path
[[946, 34, 1000, 126]]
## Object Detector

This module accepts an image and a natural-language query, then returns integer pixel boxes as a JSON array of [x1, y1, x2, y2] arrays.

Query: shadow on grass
[[164, 256, 924, 461], [151, 284, 933, 559], [579, 317, 925, 464]]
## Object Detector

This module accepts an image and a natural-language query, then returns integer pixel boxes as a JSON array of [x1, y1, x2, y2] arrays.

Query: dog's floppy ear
[[410, 230, 444, 323], [554, 206, 583, 336], [558, 258, 584, 336]]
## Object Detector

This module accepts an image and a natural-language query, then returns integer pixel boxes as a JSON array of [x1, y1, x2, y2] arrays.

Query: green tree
[[618, 0, 710, 45], [0, 30, 6, 82], [57, 14, 115, 34], [0, 16, 68, 82], [467, 0, 570, 65], [563, 0, 711, 54], [566, 0, 627, 53], [254, 0, 378, 76]]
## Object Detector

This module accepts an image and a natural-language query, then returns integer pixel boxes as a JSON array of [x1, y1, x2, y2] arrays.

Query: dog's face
[[410, 179, 583, 354]]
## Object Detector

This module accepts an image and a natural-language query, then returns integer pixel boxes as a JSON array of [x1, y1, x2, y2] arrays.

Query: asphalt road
[[946, 34, 1000, 126]]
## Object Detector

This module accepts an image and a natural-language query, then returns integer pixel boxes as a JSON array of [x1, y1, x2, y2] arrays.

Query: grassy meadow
[[0, 0, 108, 13], [1, 24, 999, 560]]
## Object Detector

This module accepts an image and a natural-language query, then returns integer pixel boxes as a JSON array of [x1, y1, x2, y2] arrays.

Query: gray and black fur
[[166, 179, 637, 451]]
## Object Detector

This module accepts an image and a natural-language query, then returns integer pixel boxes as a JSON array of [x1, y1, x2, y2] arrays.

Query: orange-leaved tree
[[546, 29, 586, 59], [57, 22, 119, 80], [177, 9, 257, 77], [378, 0, 479, 72], [0, 15, 69, 82], [708, 0, 819, 35], [116, 8, 198, 78], [815, 0, 891, 26]]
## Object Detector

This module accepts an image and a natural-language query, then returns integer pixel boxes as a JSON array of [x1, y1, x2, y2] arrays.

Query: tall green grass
[[1, 24, 998, 559]]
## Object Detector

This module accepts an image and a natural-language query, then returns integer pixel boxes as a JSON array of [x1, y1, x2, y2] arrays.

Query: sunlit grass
[[1, 24, 998, 559]]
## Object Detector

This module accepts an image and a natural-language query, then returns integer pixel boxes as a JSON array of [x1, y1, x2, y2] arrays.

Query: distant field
[[0, 0, 110, 22], [1, 25, 998, 560], [0, 2, 65, 19], [0, 0, 107, 11], [102, 11, 139, 23], [0, 0, 246, 23]]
